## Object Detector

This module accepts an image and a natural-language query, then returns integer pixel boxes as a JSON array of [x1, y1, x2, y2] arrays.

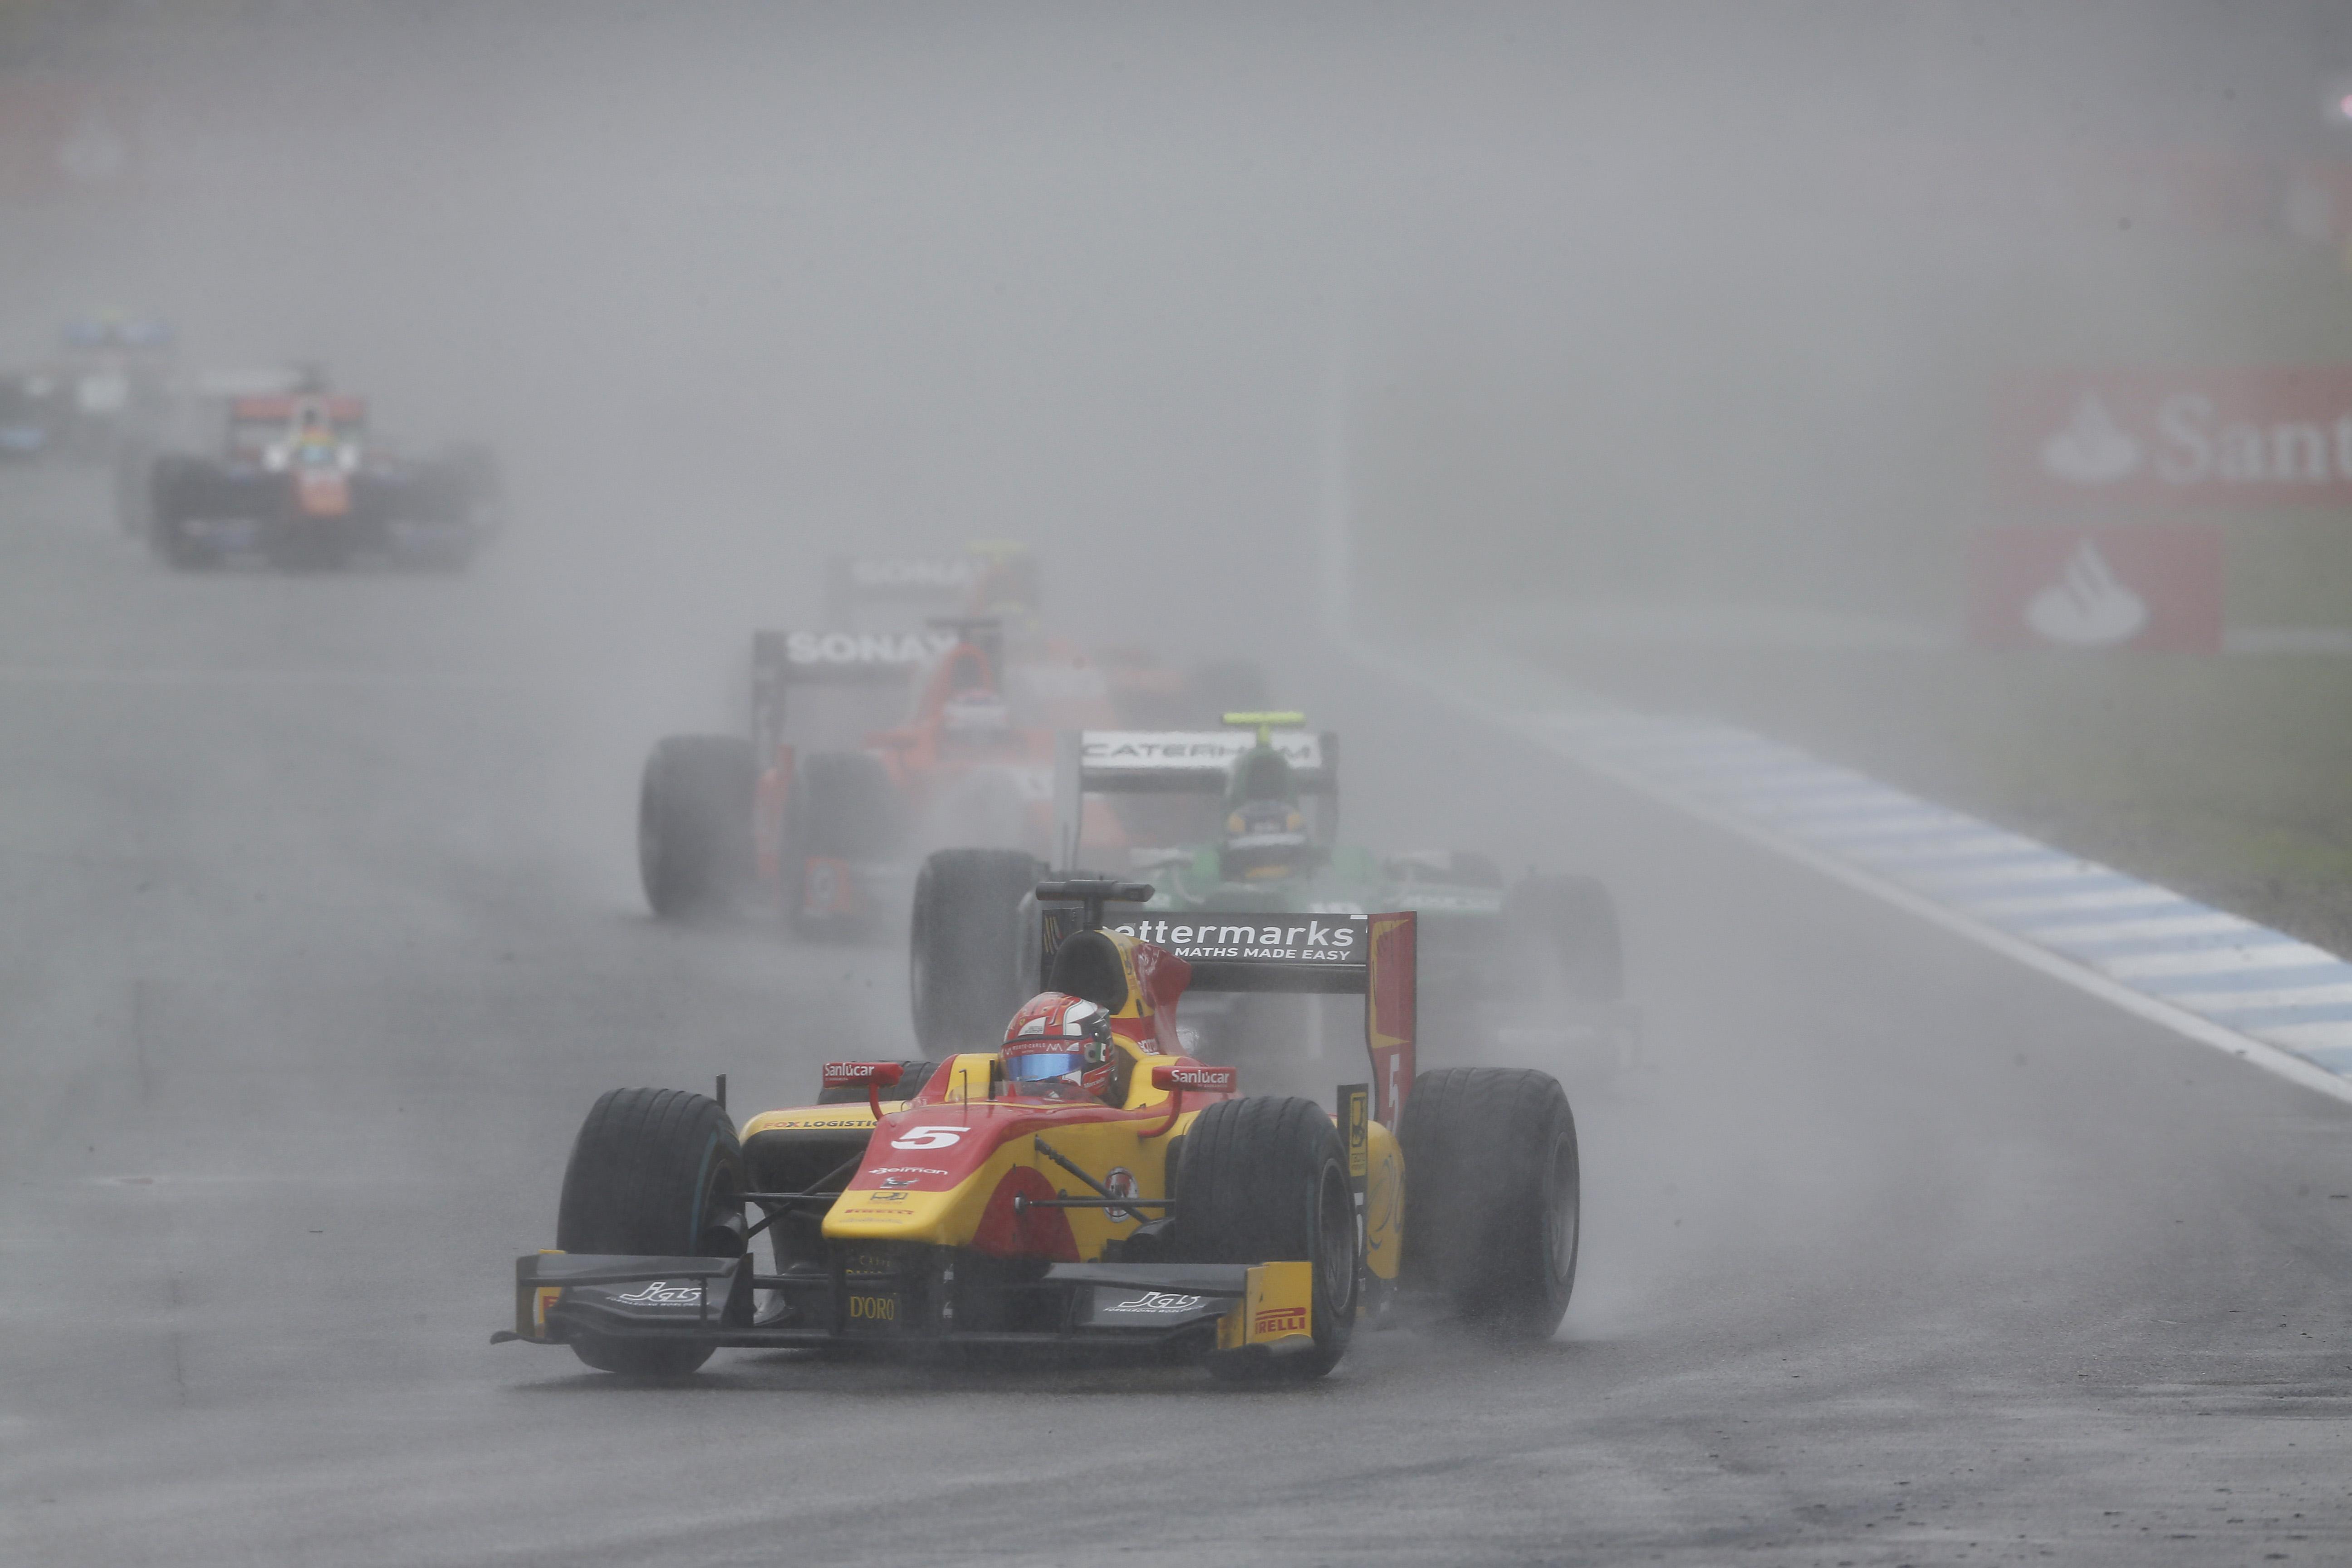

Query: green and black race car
[[909, 714, 1637, 1091]]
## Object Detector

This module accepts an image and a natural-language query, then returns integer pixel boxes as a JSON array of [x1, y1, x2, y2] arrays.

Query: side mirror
[[1145, 1063, 1235, 1137], [1150, 1065, 1235, 1092], [823, 1060, 906, 1117]]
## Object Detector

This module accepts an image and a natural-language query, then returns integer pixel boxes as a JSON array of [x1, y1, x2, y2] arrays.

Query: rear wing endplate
[[1038, 903, 1416, 1124]]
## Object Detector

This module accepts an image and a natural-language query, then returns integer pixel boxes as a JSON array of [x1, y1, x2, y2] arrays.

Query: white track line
[[1964, 886, 2187, 919], [1344, 636, 2352, 1110]]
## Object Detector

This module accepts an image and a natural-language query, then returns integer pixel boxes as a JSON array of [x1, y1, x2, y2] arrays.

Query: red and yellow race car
[[495, 881, 1582, 1382]]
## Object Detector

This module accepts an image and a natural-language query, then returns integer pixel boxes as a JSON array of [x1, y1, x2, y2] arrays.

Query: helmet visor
[[1004, 1048, 1087, 1083]]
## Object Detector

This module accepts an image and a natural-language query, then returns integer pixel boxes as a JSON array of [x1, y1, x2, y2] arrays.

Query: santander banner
[[2003, 368, 2352, 508], [1970, 526, 2223, 652]]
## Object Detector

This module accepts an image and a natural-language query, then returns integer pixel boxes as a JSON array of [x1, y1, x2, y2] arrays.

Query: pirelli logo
[[1253, 1305, 1308, 1337]]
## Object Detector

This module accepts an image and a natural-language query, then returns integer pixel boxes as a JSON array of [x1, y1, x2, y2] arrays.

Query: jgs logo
[[1107, 1291, 1205, 1314], [612, 1280, 702, 1307]]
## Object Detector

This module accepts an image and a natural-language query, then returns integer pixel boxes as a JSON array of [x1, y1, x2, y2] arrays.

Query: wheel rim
[[1314, 1160, 1356, 1318], [1539, 1125, 1578, 1286], [638, 768, 664, 892], [908, 900, 932, 1037], [695, 1158, 744, 1257]]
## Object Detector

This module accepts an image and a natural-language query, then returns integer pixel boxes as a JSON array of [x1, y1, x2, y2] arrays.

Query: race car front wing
[[492, 1250, 1317, 1358]]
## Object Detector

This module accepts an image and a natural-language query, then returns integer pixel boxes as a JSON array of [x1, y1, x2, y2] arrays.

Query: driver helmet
[[1220, 747, 1308, 881], [1001, 991, 1117, 1102]]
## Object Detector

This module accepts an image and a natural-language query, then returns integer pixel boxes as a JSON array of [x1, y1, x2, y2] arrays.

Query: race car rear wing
[[1035, 879, 1416, 1123], [823, 545, 1037, 625], [824, 554, 978, 623], [194, 366, 314, 399], [749, 625, 963, 761], [1051, 727, 1338, 869]]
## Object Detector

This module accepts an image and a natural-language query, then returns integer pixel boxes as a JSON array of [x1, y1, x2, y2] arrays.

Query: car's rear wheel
[[148, 458, 216, 570], [1398, 1067, 1579, 1339], [910, 848, 1041, 1053], [638, 735, 756, 919], [555, 1087, 744, 1377], [1173, 1095, 1357, 1381]]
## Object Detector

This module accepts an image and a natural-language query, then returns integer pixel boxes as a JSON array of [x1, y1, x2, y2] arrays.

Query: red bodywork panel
[[846, 1033, 1238, 1260], [753, 635, 1058, 906], [294, 469, 352, 516]]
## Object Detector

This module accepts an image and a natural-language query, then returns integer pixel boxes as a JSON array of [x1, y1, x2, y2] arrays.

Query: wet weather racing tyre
[[638, 735, 755, 919], [1505, 873, 1623, 1004], [1173, 1096, 1357, 1381], [554, 1087, 745, 1376], [148, 457, 215, 570], [1398, 1067, 1579, 1339], [909, 848, 1040, 1054]]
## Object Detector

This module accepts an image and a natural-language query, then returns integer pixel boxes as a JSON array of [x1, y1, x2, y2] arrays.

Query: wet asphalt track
[[6, 470, 2352, 1568]]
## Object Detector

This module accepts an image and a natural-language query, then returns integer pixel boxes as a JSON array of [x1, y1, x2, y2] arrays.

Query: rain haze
[[9, 3, 2352, 1563]]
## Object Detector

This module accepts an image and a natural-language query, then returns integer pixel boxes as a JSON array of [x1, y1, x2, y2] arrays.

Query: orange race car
[[637, 545, 1270, 935], [638, 616, 1058, 932]]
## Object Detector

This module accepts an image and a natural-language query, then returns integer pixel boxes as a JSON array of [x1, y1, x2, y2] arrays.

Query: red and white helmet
[[1001, 991, 1116, 1102]]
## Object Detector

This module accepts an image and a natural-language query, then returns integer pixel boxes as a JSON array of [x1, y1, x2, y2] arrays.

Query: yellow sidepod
[[1361, 1117, 1403, 1282]]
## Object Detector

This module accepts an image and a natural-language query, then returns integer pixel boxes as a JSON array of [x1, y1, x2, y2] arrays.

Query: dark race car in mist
[[495, 879, 1580, 1383], [906, 714, 1638, 1082], [135, 373, 500, 571]]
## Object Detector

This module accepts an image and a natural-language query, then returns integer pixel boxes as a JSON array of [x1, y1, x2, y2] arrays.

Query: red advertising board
[[2001, 368, 2352, 508], [1969, 526, 2223, 652]]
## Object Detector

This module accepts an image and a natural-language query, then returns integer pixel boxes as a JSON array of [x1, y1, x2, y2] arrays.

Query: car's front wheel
[[555, 1087, 744, 1377], [1174, 1095, 1358, 1381]]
